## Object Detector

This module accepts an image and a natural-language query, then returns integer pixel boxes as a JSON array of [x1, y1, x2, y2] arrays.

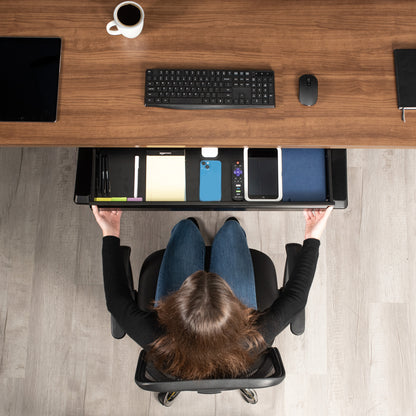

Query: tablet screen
[[0, 37, 61, 122]]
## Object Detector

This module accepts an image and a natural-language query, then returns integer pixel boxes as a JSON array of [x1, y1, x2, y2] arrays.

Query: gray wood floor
[[0, 148, 415, 416]]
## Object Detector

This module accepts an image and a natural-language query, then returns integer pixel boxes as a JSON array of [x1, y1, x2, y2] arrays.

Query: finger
[[304, 209, 313, 220], [92, 205, 100, 217], [315, 207, 332, 223], [324, 206, 334, 218], [315, 209, 325, 218]]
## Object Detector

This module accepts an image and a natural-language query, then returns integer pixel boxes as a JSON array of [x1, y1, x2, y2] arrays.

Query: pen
[[134, 155, 140, 198], [103, 155, 108, 196], [105, 155, 110, 196], [100, 154, 105, 196]]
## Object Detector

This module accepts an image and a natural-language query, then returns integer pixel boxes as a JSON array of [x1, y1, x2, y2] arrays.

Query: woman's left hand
[[92, 205, 122, 237], [303, 206, 333, 240]]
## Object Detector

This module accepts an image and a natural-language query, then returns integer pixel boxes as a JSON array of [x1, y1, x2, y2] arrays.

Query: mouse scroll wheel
[[306, 77, 312, 86]]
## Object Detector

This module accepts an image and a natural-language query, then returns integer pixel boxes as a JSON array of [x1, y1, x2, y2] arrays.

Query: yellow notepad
[[146, 155, 186, 201]]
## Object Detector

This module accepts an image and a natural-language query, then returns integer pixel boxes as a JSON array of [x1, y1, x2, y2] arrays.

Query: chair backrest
[[135, 347, 286, 394]]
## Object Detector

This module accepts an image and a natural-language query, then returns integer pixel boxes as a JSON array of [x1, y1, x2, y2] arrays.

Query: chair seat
[[113, 243, 304, 339], [137, 247, 279, 312]]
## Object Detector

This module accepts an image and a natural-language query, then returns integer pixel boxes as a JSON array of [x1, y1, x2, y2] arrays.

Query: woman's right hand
[[303, 206, 333, 240], [92, 205, 122, 238]]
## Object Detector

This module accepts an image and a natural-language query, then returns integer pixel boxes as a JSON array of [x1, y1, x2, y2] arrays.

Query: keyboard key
[[170, 97, 203, 105]]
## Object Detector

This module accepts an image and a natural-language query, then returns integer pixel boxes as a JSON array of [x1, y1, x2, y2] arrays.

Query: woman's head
[[149, 271, 266, 380]]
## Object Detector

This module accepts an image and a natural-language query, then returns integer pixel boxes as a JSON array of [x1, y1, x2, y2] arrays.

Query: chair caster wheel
[[240, 388, 258, 404], [158, 391, 180, 407]]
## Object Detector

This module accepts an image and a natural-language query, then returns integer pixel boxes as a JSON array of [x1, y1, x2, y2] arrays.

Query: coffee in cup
[[106, 2, 144, 39]]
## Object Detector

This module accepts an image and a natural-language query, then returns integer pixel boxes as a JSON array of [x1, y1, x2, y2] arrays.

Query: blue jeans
[[154, 219, 257, 309]]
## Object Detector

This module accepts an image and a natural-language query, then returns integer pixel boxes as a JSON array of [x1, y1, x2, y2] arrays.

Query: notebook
[[146, 153, 186, 201], [394, 49, 416, 122]]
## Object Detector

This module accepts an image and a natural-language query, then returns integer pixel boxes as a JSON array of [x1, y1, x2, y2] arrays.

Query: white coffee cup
[[106, 2, 144, 39]]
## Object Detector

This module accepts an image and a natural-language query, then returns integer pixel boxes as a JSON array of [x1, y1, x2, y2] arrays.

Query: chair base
[[158, 391, 180, 407], [156, 389, 259, 406], [240, 388, 258, 404]]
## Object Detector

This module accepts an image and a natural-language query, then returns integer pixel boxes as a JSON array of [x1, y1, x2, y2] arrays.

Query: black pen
[[105, 155, 111, 196], [101, 155, 105, 196]]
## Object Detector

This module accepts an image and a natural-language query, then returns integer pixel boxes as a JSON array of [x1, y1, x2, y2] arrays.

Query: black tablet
[[0, 37, 61, 122], [243, 147, 283, 201]]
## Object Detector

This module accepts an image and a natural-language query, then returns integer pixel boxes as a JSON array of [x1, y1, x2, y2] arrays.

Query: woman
[[92, 207, 333, 379]]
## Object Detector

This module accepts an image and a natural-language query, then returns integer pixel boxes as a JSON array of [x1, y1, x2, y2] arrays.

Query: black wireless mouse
[[299, 74, 318, 106]]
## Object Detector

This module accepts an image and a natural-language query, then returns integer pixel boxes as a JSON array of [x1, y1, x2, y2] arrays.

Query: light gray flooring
[[0, 148, 415, 416]]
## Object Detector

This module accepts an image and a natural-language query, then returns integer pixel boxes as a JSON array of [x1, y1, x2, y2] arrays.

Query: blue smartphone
[[199, 160, 222, 201]]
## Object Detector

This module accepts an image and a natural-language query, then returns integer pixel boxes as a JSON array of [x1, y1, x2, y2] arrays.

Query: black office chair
[[110, 243, 304, 406]]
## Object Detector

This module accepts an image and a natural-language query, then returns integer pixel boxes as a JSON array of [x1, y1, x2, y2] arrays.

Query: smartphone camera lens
[[205, 164, 209, 169]]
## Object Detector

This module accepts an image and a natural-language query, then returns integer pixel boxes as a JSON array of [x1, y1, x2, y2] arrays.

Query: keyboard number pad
[[251, 72, 275, 105]]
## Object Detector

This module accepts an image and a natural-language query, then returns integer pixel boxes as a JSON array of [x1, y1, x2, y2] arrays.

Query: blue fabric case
[[282, 149, 327, 201]]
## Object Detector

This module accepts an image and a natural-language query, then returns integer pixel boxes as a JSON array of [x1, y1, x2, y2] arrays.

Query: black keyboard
[[145, 69, 275, 109]]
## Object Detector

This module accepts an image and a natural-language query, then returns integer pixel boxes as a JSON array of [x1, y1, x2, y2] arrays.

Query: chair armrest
[[137, 249, 165, 312], [283, 243, 302, 285], [250, 249, 279, 312], [111, 315, 127, 339], [111, 245, 136, 339], [283, 243, 305, 336]]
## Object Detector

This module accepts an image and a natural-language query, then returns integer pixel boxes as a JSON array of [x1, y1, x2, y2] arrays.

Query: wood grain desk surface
[[1, 0, 416, 148]]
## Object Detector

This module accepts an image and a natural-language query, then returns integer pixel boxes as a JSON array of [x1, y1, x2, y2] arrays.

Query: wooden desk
[[1, 0, 416, 147]]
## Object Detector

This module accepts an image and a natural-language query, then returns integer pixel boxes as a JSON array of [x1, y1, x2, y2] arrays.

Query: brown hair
[[148, 271, 266, 380]]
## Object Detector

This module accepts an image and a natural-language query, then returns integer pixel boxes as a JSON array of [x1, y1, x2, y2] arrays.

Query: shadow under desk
[[74, 148, 348, 210]]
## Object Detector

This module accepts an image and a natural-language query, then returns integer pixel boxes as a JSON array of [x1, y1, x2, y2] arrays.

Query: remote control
[[231, 161, 244, 201]]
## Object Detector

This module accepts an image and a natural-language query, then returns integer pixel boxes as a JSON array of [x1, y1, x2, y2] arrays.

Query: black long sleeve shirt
[[102, 236, 320, 349]]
